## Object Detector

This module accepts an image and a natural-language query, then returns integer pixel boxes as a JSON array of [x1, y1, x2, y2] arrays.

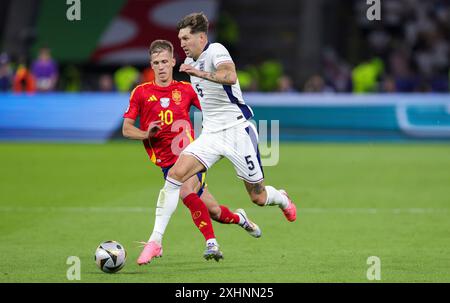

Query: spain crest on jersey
[[172, 89, 182, 105], [160, 97, 170, 108]]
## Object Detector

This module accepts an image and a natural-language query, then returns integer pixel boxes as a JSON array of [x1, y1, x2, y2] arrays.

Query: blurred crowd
[[0, 46, 297, 94], [0, 47, 157, 93], [238, 0, 449, 93], [0, 48, 59, 93], [0, 0, 448, 94], [304, 0, 449, 93]]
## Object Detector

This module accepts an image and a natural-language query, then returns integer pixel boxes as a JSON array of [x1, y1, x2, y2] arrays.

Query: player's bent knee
[[245, 181, 267, 206], [167, 166, 185, 182], [250, 194, 266, 206]]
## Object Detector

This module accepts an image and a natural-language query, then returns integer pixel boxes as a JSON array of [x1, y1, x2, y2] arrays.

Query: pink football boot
[[137, 241, 163, 265], [279, 190, 297, 222]]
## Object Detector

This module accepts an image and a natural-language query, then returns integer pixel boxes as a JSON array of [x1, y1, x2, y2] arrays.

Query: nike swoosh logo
[[249, 172, 257, 177]]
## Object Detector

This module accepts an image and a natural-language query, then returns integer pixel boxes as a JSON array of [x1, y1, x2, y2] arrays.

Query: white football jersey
[[184, 42, 254, 133]]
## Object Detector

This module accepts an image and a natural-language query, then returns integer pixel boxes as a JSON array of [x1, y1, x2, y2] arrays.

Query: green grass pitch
[[1, 142, 449, 282]]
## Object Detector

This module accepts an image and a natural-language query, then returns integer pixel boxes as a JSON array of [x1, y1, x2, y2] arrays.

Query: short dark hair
[[177, 12, 209, 34], [149, 40, 174, 57]]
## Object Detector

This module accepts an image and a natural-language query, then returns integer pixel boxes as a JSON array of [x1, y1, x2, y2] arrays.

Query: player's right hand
[[147, 120, 163, 138], [180, 64, 201, 77]]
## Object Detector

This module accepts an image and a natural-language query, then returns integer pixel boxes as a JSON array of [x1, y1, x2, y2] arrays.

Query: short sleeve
[[211, 43, 233, 68], [184, 57, 194, 65], [123, 86, 141, 120]]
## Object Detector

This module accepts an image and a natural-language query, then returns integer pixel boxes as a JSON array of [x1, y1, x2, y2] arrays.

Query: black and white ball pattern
[[95, 241, 127, 273]]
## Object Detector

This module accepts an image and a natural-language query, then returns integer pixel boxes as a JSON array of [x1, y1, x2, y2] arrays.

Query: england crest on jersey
[[160, 98, 170, 108], [199, 60, 205, 71]]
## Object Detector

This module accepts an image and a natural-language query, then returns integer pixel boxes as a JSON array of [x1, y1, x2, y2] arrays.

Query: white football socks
[[206, 238, 218, 247], [148, 177, 182, 244], [264, 185, 289, 209], [236, 213, 246, 226]]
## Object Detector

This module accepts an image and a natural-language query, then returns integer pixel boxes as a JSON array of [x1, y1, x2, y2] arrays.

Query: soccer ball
[[95, 240, 127, 273]]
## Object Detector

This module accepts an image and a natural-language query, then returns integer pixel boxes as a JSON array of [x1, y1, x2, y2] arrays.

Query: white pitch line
[[0, 206, 152, 213], [300, 208, 449, 214], [0, 206, 448, 214]]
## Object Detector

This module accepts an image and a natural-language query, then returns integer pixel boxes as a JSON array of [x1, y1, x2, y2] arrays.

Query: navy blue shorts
[[161, 166, 206, 197]]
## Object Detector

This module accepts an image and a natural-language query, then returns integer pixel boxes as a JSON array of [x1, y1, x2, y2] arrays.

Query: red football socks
[[182, 193, 216, 241], [217, 205, 241, 224]]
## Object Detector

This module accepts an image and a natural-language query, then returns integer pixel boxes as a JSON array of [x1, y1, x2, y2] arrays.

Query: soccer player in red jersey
[[122, 40, 261, 264]]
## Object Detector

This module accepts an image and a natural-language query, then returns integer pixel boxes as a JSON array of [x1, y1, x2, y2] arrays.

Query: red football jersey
[[124, 80, 201, 167]]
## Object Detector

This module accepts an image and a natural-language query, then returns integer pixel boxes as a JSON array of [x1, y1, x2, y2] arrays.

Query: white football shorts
[[182, 121, 264, 183]]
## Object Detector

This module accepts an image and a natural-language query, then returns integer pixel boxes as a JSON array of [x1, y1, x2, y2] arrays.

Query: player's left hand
[[147, 120, 163, 138], [180, 64, 201, 77]]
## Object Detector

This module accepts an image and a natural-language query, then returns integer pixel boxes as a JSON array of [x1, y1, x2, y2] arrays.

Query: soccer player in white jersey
[[137, 12, 296, 263]]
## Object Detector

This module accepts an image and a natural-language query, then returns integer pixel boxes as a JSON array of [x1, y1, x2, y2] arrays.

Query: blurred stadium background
[[0, 0, 449, 282], [0, 0, 449, 142]]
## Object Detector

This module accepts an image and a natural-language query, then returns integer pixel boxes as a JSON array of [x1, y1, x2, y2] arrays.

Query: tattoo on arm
[[208, 72, 217, 81], [250, 183, 265, 195], [201, 64, 235, 84]]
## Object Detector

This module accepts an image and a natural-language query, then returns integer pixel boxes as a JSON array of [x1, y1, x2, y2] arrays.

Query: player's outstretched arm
[[180, 62, 237, 85], [122, 118, 162, 140]]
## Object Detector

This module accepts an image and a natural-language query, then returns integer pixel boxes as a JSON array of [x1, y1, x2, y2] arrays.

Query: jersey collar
[[193, 42, 211, 62], [203, 42, 211, 52], [152, 80, 176, 90]]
